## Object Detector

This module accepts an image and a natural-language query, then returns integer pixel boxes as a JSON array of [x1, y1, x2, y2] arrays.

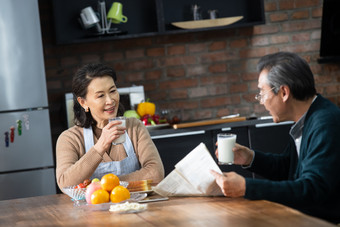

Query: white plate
[[146, 123, 170, 130], [130, 190, 153, 195]]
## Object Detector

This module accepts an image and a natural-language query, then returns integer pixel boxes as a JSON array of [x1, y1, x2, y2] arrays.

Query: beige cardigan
[[56, 117, 164, 189]]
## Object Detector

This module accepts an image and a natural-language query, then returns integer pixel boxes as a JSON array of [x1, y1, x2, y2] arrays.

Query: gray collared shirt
[[289, 95, 317, 156], [289, 113, 305, 156]]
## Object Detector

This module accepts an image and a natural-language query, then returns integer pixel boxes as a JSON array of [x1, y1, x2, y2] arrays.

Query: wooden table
[[0, 194, 335, 226]]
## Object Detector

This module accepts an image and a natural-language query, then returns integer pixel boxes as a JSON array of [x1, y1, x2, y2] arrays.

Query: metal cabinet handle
[[255, 121, 294, 128], [151, 130, 205, 139]]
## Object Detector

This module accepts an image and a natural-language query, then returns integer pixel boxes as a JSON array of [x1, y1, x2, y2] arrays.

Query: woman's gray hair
[[257, 52, 316, 101]]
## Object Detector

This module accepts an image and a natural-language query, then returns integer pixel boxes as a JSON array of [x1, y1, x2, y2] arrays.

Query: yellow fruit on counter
[[85, 182, 102, 204], [91, 178, 100, 183], [137, 99, 156, 117], [110, 185, 131, 203], [101, 173, 120, 192], [91, 189, 110, 204]]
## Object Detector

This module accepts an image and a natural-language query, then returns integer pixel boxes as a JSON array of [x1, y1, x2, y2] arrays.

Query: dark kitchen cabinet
[[248, 121, 293, 154], [151, 130, 214, 177], [248, 121, 294, 179], [51, 0, 265, 44], [151, 125, 253, 177], [150, 119, 294, 178]]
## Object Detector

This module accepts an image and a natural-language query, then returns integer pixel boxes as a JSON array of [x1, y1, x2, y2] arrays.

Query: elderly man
[[211, 52, 340, 224]]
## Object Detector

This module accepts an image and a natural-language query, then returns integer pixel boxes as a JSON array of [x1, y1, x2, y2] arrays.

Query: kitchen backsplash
[[37, 0, 340, 152]]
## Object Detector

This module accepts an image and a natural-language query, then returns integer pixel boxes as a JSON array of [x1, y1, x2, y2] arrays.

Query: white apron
[[83, 126, 140, 180]]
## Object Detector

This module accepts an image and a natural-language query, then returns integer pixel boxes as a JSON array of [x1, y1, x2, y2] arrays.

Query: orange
[[90, 189, 110, 204], [101, 173, 120, 192], [110, 185, 131, 203]]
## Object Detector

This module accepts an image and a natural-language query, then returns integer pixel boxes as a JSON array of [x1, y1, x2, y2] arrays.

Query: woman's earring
[[85, 107, 89, 112]]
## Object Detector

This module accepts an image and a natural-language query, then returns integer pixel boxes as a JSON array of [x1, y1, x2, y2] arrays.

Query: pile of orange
[[101, 173, 120, 191], [90, 173, 130, 204], [110, 185, 131, 203]]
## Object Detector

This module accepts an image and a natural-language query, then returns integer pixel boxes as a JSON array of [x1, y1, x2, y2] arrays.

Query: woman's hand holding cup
[[94, 117, 126, 155], [109, 117, 126, 145]]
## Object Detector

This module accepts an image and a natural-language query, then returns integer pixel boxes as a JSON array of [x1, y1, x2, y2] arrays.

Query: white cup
[[109, 117, 126, 145], [217, 133, 237, 165], [208, 10, 218, 19], [80, 6, 100, 29]]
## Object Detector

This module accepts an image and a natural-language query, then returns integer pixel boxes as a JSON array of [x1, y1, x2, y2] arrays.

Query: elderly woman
[[56, 63, 164, 189]]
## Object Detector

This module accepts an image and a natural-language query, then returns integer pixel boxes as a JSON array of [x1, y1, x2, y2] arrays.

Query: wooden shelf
[[171, 16, 243, 29]]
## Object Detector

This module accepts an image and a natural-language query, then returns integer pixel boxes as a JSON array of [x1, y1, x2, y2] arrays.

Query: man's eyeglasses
[[255, 87, 275, 103]]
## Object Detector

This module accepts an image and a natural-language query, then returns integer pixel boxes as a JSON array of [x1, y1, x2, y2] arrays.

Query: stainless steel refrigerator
[[0, 0, 56, 200]]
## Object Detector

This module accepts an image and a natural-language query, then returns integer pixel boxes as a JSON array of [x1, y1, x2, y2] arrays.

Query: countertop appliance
[[0, 0, 56, 200]]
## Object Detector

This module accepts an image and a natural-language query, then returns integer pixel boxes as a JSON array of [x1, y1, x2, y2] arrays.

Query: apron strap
[[84, 126, 94, 153]]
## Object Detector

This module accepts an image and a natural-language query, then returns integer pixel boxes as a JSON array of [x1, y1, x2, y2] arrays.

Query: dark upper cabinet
[[51, 0, 265, 44], [52, 0, 158, 44], [318, 0, 340, 63]]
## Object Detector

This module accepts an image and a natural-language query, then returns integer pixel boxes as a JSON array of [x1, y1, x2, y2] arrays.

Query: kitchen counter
[[148, 117, 275, 137]]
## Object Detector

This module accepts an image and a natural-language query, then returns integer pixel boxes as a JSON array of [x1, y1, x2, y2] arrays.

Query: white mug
[[109, 117, 126, 145], [80, 6, 99, 29], [208, 10, 218, 19]]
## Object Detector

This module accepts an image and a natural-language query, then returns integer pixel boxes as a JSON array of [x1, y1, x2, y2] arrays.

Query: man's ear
[[280, 85, 290, 102]]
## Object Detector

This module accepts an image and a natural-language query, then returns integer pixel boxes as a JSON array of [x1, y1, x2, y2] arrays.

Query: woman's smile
[[104, 106, 116, 114]]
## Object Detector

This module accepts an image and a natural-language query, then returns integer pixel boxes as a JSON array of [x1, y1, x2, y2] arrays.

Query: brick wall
[[38, 0, 340, 147]]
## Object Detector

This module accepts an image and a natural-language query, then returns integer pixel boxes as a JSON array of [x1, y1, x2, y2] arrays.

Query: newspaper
[[154, 143, 223, 196]]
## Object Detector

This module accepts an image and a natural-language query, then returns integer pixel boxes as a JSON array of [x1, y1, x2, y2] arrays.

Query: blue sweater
[[245, 95, 340, 224]]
